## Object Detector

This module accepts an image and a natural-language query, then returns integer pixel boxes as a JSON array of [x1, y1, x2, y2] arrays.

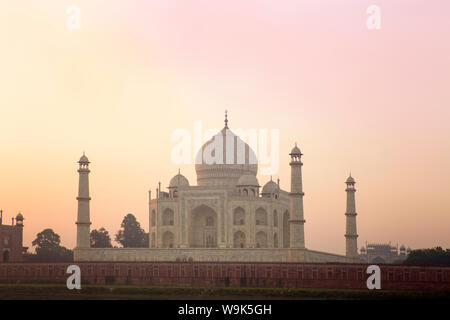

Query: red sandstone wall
[[0, 226, 24, 262], [0, 262, 449, 291]]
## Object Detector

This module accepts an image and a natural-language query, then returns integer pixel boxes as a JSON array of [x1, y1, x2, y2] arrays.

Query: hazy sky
[[1, 1, 449, 254]]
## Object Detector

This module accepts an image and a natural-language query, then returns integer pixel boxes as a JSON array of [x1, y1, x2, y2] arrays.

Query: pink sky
[[0, 1, 449, 254]]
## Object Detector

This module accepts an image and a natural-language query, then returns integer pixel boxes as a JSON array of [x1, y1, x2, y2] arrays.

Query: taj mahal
[[74, 113, 359, 263]]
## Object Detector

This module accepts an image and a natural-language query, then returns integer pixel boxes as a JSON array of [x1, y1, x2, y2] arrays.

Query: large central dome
[[195, 120, 258, 186]]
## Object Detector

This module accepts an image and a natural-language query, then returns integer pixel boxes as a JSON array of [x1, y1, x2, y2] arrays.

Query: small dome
[[79, 153, 89, 163], [346, 175, 355, 184], [360, 247, 366, 252], [169, 173, 189, 188], [16, 213, 24, 221], [262, 180, 278, 194], [407, 247, 412, 253], [290, 143, 302, 155], [237, 174, 259, 186]]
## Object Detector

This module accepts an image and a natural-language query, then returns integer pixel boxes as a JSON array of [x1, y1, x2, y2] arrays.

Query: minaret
[[345, 174, 358, 258], [15, 213, 24, 260], [289, 143, 306, 248], [76, 153, 91, 248]]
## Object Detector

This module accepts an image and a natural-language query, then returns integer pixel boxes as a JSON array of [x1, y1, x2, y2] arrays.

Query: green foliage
[[403, 247, 450, 265], [0, 284, 449, 300], [32, 228, 60, 249], [26, 247, 73, 262], [90, 227, 113, 248], [22, 253, 38, 262], [28, 229, 73, 262], [115, 214, 147, 248]]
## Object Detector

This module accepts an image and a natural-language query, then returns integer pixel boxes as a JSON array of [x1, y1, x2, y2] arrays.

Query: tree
[[32, 228, 61, 249], [115, 214, 147, 248], [90, 227, 113, 248], [403, 247, 450, 265], [29, 228, 73, 262]]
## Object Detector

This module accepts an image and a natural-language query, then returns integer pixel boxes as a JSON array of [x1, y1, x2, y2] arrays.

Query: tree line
[[24, 214, 450, 265], [402, 247, 450, 265], [25, 213, 148, 262]]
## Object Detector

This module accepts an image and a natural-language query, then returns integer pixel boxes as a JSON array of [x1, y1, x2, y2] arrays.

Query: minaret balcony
[[76, 196, 92, 200]]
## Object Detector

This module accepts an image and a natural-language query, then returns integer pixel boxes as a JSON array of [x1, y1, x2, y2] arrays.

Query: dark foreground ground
[[0, 284, 449, 300]]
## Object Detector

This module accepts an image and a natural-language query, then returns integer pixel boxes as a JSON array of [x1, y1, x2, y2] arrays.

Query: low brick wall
[[1, 261, 449, 291]]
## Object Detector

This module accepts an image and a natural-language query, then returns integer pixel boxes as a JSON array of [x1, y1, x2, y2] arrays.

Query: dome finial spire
[[224, 110, 228, 128]]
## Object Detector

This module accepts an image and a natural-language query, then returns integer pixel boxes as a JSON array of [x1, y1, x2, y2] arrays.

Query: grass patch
[[0, 284, 449, 300]]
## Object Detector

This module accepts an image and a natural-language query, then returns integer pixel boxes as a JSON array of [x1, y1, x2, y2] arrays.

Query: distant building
[[359, 242, 410, 264], [0, 210, 27, 262]]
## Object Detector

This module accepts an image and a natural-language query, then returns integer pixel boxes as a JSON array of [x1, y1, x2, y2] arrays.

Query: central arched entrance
[[189, 204, 218, 248]]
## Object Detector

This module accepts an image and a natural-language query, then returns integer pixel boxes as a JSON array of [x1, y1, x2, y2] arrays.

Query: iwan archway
[[189, 205, 218, 248]]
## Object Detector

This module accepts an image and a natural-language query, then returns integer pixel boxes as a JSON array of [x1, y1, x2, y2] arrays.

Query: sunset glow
[[1, 0, 449, 254]]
